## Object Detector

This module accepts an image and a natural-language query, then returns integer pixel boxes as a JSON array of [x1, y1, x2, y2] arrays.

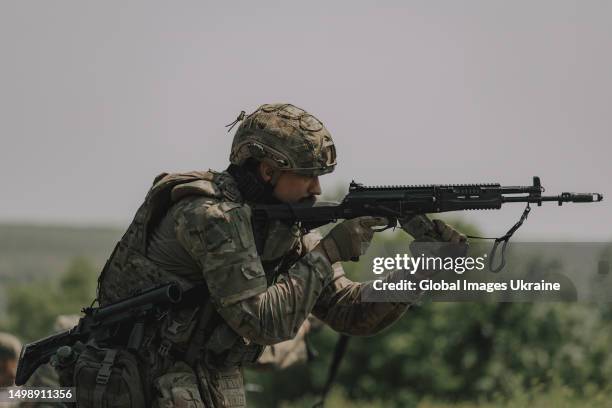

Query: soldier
[[86, 103, 466, 407], [0, 332, 21, 387]]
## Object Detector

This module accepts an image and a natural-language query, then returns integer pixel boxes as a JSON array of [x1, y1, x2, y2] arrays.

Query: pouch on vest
[[153, 361, 205, 408], [74, 343, 146, 408]]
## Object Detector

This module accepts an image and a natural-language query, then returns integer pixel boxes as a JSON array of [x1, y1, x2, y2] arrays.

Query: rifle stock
[[15, 328, 80, 386]]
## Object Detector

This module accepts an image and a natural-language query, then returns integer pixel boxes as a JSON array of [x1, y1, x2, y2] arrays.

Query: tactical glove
[[400, 215, 467, 243], [317, 216, 388, 263], [400, 215, 468, 259]]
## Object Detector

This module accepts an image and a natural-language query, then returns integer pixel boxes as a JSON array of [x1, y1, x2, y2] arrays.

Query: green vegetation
[[1, 223, 611, 407], [0, 223, 119, 321], [0, 257, 97, 341], [246, 300, 612, 407], [278, 384, 612, 408]]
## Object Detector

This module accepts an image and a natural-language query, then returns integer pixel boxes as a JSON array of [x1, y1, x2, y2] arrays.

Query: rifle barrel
[[502, 193, 603, 204]]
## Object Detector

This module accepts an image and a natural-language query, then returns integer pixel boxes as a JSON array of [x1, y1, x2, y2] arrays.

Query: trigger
[[372, 217, 397, 232]]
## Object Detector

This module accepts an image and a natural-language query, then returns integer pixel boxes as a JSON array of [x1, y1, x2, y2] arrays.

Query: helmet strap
[[269, 168, 281, 186]]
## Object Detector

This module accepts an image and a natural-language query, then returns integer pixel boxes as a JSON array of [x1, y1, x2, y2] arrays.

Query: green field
[[0, 223, 120, 280], [0, 223, 121, 316]]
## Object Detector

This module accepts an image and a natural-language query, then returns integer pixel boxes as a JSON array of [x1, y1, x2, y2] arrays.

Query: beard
[[299, 195, 317, 205]]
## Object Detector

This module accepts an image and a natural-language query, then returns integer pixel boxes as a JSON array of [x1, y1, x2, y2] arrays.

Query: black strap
[[184, 301, 215, 366], [94, 349, 117, 408], [313, 334, 350, 408], [467, 203, 531, 273]]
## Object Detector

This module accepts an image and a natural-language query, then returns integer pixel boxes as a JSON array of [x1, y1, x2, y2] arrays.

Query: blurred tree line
[[1, 223, 611, 407], [0, 257, 97, 342]]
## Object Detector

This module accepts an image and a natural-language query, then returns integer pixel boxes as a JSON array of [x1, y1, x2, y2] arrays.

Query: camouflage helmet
[[229, 103, 337, 176]]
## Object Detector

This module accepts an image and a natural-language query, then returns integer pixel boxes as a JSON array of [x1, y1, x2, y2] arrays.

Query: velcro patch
[[171, 180, 221, 202]]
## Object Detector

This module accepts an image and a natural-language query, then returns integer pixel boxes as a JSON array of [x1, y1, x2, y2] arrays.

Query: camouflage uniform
[[92, 104, 444, 407]]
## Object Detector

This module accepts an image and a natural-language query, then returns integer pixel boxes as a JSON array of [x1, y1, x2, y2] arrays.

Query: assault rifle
[[14, 282, 199, 386], [253, 176, 602, 229], [253, 176, 603, 271]]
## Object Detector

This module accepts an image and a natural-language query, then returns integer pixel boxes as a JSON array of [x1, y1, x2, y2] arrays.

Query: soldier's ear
[[259, 161, 273, 182]]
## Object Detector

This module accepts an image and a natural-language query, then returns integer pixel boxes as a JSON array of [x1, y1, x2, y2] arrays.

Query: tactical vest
[[97, 170, 240, 304]]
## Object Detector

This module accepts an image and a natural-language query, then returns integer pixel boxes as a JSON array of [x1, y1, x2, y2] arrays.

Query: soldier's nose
[[309, 176, 321, 195]]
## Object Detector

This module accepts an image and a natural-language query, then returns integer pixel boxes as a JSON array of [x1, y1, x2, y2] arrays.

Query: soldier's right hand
[[317, 216, 388, 263]]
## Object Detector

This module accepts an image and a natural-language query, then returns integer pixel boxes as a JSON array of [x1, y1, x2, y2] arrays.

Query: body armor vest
[[97, 171, 228, 305]]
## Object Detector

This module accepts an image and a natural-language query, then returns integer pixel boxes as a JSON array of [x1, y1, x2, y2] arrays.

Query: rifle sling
[[467, 203, 532, 273], [313, 334, 350, 408]]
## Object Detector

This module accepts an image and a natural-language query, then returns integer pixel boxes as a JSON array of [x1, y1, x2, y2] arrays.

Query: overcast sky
[[0, 1, 610, 241]]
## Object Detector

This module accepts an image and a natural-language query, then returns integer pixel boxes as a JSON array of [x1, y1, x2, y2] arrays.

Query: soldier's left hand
[[431, 219, 467, 243], [399, 215, 467, 243]]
